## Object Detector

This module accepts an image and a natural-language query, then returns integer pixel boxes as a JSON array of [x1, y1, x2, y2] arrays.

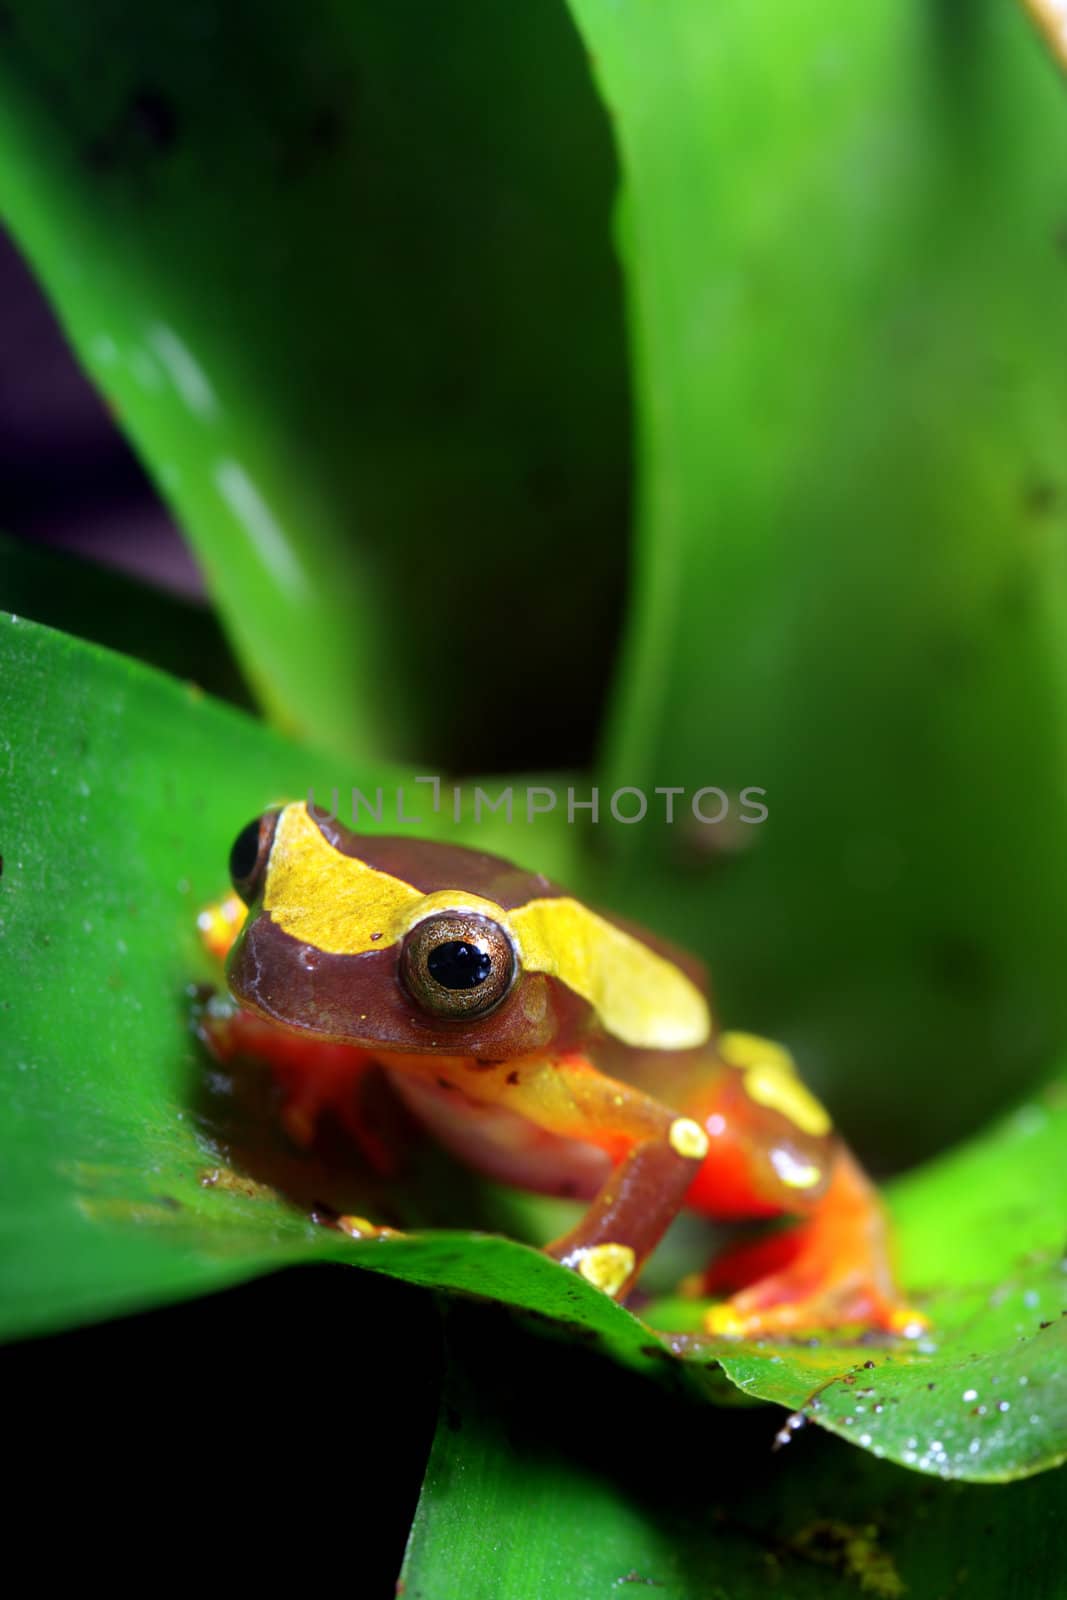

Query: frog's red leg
[[197, 1003, 399, 1174], [699, 1146, 922, 1339], [673, 1034, 923, 1339], [404, 1049, 712, 1302]]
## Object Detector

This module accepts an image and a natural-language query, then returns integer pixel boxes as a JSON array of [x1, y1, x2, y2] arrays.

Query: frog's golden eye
[[400, 912, 517, 1020], [228, 812, 278, 904]]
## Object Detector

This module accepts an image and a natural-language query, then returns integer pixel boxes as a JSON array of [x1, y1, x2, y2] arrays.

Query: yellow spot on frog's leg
[[575, 1242, 636, 1298], [703, 1303, 749, 1340], [669, 1117, 709, 1160], [719, 1033, 831, 1136], [769, 1146, 823, 1189], [338, 1215, 403, 1241], [197, 893, 247, 960], [743, 1063, 831, 1137], [888, 1306, 929, 1338]]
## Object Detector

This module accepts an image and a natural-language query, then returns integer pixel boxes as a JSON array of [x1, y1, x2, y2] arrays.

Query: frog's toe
[[337, 1214, 404, 1241], [702, 1283, 927, 1342], [702, 1303, 750, 1340]]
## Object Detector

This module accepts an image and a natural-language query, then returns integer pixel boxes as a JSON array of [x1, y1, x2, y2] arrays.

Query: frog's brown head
[[225, 802, 710, 1062]]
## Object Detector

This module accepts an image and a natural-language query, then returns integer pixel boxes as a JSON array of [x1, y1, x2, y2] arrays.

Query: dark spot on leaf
[[1024, 477, 1061, 517], [445, 1405, 462, 1433], [506, 1070, 520, 1086]]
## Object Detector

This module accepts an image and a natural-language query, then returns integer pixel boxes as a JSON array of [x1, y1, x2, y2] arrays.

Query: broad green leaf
[[401, 1315, 1067, 1600], [2, 616, 1063, 1482], [567, 0, 1067, 1165], [0, 0, 628, 768]]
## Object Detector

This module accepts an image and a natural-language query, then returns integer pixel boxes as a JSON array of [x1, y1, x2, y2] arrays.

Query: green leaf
[[0, 0, 629, 767], [567, 0, 1067, 1165], [401, 1314, 1067, 1599]]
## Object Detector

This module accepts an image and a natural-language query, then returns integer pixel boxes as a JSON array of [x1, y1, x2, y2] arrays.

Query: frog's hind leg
[[675, 1034, 924, 1340], [697, 1147, 923, 1340]]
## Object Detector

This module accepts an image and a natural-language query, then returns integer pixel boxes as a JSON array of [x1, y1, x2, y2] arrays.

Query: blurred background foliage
[[1, 0, 1066, 1589]]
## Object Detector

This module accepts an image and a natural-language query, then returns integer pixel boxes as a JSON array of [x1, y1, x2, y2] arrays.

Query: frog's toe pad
[[337, 1215, 403, 1241]]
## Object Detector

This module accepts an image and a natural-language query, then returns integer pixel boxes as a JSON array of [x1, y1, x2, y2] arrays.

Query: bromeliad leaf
[[567, 0, 1067, 1171]]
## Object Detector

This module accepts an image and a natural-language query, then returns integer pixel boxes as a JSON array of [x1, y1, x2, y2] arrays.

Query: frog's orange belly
[[386, 1070, 612, 1201]]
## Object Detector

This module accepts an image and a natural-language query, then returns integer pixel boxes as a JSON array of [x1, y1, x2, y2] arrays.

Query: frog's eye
[[400, 912, 517, 1020], [228, 812, 278, 904]]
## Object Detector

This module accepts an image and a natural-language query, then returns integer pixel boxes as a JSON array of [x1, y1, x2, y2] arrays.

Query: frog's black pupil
[[229, 819, 262, 887], [426, 939, 492, 991]]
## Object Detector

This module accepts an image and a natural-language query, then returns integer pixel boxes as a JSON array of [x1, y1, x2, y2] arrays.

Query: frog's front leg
[[197, 1000, 399, 1174], [427, 1051, 710, 1301]]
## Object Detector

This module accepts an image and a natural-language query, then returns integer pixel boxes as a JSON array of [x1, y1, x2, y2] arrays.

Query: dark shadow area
[[2, 1264, 444, 1595]]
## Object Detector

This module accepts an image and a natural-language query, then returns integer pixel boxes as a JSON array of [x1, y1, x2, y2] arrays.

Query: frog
[[197, 800, 923, 1340]]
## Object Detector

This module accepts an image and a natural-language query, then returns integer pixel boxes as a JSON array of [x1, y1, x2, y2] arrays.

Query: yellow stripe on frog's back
[[261, 803, 712, 1051], [510, 896, 710, 1051]]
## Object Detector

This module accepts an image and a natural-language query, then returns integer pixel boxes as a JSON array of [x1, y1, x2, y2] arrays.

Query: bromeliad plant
[[2, 2, 1066, 1595]]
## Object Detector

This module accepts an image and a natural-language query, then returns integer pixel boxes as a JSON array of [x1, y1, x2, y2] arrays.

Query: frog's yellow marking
[[337, 1215, 402, 1240], [719, 1031, 831, 1138], [718, 1031, 797, 1075], [197, 893, 247, 960], [888, 1306, 929, 1339], [769, 1147, 823, 1190], [510, 896, 710, 1051], [669, 1117, 710, 1160], [704, 1303, 749, 1340], [575, 1242, 635, 1298], [261, 803, 711, 1051]]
